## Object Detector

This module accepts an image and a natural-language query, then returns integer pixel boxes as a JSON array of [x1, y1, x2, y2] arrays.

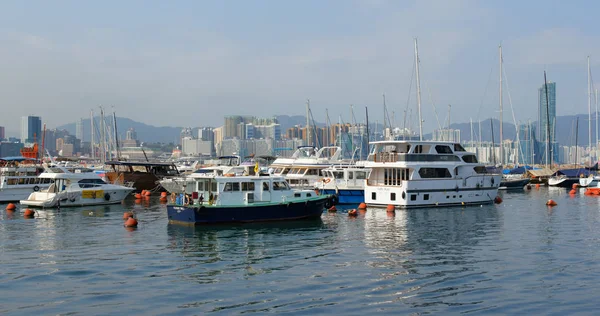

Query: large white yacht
[[0, 158, 50, 202], [270, 146, 348, 188], [20, 167, 134, 208], [363, 140, 501, 208]]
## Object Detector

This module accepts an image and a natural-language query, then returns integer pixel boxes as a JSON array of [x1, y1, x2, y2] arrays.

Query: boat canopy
[[552, 168, 593, 177], [0, 157, 37, 161]]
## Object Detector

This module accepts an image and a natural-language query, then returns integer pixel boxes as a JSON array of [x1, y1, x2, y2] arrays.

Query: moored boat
[[0, 157, 50, 202], [316, 164, 370, 204], [20, 167, 134, 208], [166, 174, 334, 225], [499, 177, 531, 190]]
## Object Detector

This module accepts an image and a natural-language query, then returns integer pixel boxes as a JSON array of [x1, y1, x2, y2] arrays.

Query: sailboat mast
[[499, 45, 504, 167], [576, 117, 579, 166], [490, 118, 496, 165], [544, 71, 551, 167], [588, 56, 592, 165], [306, 99, 310, 147], [113, 111, 120, 160], [414, 38, 423, 141], [365, 106, 370, 159], [382, 94, 386, 139], [90, 109, 95, 159]]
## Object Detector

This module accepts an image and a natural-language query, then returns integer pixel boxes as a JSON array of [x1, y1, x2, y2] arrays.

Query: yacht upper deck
[[366, 140, 479, 164]]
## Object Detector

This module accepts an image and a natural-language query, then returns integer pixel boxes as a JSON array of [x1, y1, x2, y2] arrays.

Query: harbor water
[[2, 187, 600, 314]]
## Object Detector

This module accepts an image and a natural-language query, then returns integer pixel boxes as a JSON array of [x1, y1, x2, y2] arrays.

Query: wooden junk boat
[[104, 161, 179, 193]]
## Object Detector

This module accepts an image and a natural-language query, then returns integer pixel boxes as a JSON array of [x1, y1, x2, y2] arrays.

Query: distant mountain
[[57, 117, 183, 144]]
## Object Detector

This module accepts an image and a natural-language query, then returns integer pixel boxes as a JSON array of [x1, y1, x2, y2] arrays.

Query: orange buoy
[[23, 209, 35, 217], [144, 190, 151, 196], [569, 189, 577, 195], [348, 209, 358, 217], [572, 183, 579, 189], [494, 196, 503, 204], [327, 206, 337, 212], [134, 193, 142, 199], [386, 204, 395, 212], [160, 191, 168, 197], [358, 202, 367, 209], [535, 183, 541, 189], [6, 203, 16, 211], [159, 196, 167, 202], [124, 217, 138, 227], [134, 199, 141, 204], [123, 212, 134, 220], [546, 199, 557, 206]]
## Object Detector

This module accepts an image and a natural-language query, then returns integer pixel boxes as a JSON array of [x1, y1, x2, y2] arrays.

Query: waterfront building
[[537, 82, 559, 164], [20, 115, 42, 144], [76, 118, 84, 141], [0, 141, 24, 158], [517, 122, 536, 165], [0, 126, 4, 141], [181, 137, 215, 156], [432, 129, 461, 142], [223, 116, 279, 140], [122, 128, 139, 147]]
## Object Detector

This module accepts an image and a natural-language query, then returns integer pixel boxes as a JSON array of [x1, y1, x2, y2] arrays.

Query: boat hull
[[548, 177, 580, 188], [20, 189, 133, 208], [167, 197, 328, 225], [0, 186, 50, 202], [499, 178, 531, 190], [319, 189, 364, 204]]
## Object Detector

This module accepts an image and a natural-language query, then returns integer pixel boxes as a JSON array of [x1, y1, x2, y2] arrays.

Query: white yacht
[[270, 146, 348, 188], [363, 140, 501, 208], [20, 167, 134, 208], [0, 158, 50, 202]]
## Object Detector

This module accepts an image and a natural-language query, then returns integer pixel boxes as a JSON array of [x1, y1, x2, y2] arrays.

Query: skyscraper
[[76, 118, 84, 141], [0, 126, 4, 140], [537, 82, 558, 164], [20, 116, 42, 143]]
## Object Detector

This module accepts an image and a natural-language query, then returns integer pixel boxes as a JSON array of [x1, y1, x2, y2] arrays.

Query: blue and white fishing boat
[[166, 173, 335, 225], [316, 164, 370, 204]]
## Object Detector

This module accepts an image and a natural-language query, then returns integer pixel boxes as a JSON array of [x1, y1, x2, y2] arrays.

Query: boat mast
[[414, 38, 423, 141], [544, 71, 552, 168], [576, 117, 579, 166], [499, 45, 504, 167], [90, 109, 95, 159], [306, 99, 311, 147], [113, 110, 120, 160], [588, 56, 592, 165], [365, 106, 370, 159], [383, 93, 386, 139], [490, 118, 496, 165]]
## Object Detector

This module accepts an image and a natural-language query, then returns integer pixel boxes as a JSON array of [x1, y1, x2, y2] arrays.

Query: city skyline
[[1, 1, 600, 136]]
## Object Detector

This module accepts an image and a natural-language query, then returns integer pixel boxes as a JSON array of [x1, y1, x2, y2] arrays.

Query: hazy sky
[[1, 0, 599, 136]]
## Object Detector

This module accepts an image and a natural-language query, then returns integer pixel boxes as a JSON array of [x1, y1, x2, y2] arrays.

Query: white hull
[[365, 176, 500, 208], [0, 185, 50, 202], [21, 188, 133, 208], [579, 176, 599, 187]]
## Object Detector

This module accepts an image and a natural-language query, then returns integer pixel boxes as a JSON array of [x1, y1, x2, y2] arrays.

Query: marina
[[3, 188, 600, 314]]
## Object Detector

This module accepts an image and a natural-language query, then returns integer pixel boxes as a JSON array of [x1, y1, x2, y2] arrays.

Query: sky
[[1, 0, 599, 137]]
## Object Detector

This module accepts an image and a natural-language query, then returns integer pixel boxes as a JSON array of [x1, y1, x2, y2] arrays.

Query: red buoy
[[348, 209, 358, 217], [124, 217, 138, 227], [358, 202, 367, 209], [159, 196, 167, 203], [123, 212, 133, 220], [327, 206, 337, 212], [494, 196, 503, 204], [386, 204, 395, 212], [569, 189, 577, 195], [160, 191, 168, 197], [572, 183, 579, 189], [6, 203, 16, 211], [23, 209, 35, 217], [134, 193, 142, 199], [144, 190, 151, 196], [535, 183, 541, 189], [546, 199, 557, 206]]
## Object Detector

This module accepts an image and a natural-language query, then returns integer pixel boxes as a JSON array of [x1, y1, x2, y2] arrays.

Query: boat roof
[[369, 140, 459, 145], [105, 161, 175, 167], [40, 169, 103, 180], [0, 157, 37, 162]]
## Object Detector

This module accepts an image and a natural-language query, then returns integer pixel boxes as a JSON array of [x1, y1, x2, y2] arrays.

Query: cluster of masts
[[90, 107, 121, 163]]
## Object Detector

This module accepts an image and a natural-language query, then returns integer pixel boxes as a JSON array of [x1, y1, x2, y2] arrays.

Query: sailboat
[[497, 45, 530, 190], [549, 117, 592, 187], [580, 56, 600, 187]]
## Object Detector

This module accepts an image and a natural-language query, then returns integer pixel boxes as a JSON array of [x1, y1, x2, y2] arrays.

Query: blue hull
[[167, 197, 328, 225], [320, 189, 364, 204]]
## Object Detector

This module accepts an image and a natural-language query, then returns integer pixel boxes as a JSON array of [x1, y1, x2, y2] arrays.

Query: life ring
[[33, 186, 40, 192], [170, 192, 176, 203], [104, 193, 111, 201], [323, 178, 331, 184]]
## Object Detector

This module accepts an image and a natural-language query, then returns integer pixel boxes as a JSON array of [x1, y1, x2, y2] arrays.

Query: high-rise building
[[20, 116, 42, 143], [76, 118, 84, 141], [223, 115, 279, 140], [517, 122, 536, 165], [126, 128, 138, 140], [0, 126, 4, 140], [537, 82, 559, 164]]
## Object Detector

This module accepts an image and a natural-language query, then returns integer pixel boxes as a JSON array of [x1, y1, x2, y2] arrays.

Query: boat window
[[78, 178, 106, 188], [462, 155, 478, 163], [224, 182, 240, 192], [307, 193, 312, 197], [418, 168, 452, 178], [474, 166, 488, 174], [413, 145, 431, 154], [263, 182, 270, 191], [197, 182, 204, 191], [18, 178, 26, 185], [435, 145, 453, 154], [391, 192, 396, 201], [242, 182, 255, 191], [333, 172, 344, 179], [7, 178, 17, 185], [348, 172, 353, 180], [273, 181, 289, 190], [306, 169, 319, 176], [211, 182, 218, 191], [294, 193, 301, 197], [454, 144, 466, 152], [355, 171, 367, 179]]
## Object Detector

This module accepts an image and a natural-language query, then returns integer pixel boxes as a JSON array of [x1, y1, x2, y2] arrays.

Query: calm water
[[2, 187, 600, 315]]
